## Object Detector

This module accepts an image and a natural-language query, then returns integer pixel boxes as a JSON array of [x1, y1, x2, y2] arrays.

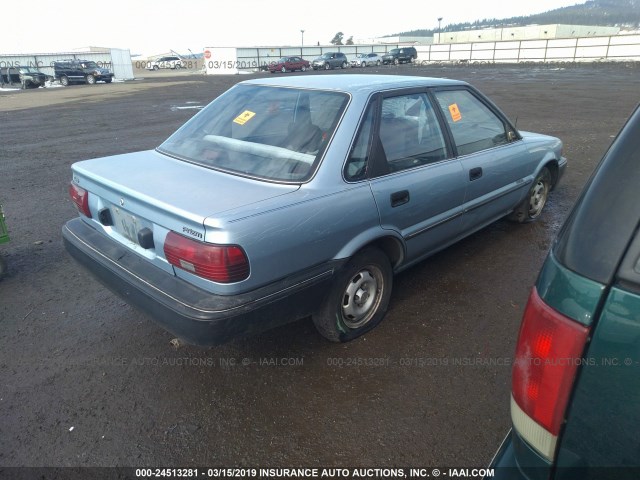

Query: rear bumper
[[62, 218, 340, 345]]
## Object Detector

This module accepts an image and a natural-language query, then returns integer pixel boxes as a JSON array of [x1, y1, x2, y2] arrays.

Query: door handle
[[469, 167, 483, 181], [390, 190, 410, 207]]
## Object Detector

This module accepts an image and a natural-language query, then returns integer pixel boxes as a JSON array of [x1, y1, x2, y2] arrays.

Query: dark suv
[[382, 47, 417, 65], [489, 105, 640, 479], [53, 60, 114, 86], [311, 52, 348, 70]]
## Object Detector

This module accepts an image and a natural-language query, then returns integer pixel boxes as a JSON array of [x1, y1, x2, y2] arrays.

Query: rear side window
[[434, 89, 509, 156], [379, 93, 448, 172], [345, 101, 376, 181]]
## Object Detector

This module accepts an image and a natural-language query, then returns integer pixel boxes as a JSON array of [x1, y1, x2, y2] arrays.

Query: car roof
[[240, 74, 466, 95]]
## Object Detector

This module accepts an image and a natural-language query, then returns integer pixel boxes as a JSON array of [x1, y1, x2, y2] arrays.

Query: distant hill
[[389, 0, 640, 37]]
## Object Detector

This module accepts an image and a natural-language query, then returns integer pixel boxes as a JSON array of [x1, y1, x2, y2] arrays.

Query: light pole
[[437, 17, 443, 44], [301, 29, 305, 47]]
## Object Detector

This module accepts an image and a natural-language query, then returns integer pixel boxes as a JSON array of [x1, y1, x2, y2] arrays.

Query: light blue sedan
[[63, 75, 566, 345]]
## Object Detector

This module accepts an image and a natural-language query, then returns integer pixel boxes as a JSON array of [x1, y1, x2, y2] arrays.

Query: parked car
[[312, 52, 349, 70], [382, 47, 418, 65], [351, 53, 382, 67], [16, 66, 48, 88], [488, 106, 640, 479], [53, 60, 114, 86], [63, 75, 565, 346], [146, 56, 184, 70], [268, 56, 310, 73]]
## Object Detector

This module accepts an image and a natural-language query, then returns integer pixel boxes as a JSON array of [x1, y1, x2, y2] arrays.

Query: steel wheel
[[60, 75, 69, 86], [341, 266, 384, 329], [508, 167, 552, 223], [528, 174, 550, 218], [313, 247, 393, 342]]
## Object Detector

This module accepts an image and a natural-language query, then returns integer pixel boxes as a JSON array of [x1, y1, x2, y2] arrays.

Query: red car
[[268, 56, 310, 73]]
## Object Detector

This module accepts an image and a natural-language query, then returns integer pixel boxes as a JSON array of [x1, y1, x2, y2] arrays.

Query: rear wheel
[[324, 63, 331, 70], [376, 60, 381, 66], [313, 247, 393, 342], [362, 61, 367, 67], [301, 65, 306, 71], [393, 58, 399, 65], [342, 61, 348, 69], [509, 167, 552, 223], [281, 66, 287, 73], [105, 78, 112, 83], [153, 65, 159, 71]]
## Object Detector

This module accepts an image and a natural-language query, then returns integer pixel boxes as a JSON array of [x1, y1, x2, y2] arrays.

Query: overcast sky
[[3, 0, 582, 56]]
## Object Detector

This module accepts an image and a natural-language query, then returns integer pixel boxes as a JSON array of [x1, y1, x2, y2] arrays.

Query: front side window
[[379, 93, 449, 173], [434, 89, 511, 156], [158, 85, 349, 182]]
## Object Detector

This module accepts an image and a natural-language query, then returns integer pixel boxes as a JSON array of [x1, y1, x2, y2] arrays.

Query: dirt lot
[[1, 64, 639, 473]]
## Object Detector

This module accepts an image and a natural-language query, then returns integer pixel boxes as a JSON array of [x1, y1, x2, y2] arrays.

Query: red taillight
[[163, 231, 249, 283], [69, 183, 92, 218], [511, 287, 590, 459]]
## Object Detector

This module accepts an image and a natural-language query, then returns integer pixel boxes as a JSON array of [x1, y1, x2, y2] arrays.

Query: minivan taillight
[[163, 231, 249, 283], [511, 287, 590, 461], [69, 183, 92, 218]]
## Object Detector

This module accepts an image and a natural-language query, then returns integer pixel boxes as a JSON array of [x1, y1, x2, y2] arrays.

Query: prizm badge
[[182, 227, 203, 239]]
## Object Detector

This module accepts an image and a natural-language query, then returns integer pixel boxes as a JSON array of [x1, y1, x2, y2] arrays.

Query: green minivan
[[490, 105, 640, 480]]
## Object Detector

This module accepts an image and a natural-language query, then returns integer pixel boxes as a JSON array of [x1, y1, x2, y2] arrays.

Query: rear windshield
[[158, 84, 350, 182]]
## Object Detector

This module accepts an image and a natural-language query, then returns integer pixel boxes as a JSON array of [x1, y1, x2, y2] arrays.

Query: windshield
[[389, 49, 399, 54], [19, 67, 39, 73], [158, 84, 350, 182], [320, 53, 332, 59]]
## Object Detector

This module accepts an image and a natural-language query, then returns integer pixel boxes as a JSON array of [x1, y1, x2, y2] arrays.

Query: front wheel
[[86, 74, 96, 85], [376, 60, 381, 66], [508, 167, 552, 223], [313, 247, 393, 342], [324, 63, 331, 70], [281, 66, 287, 73], [393, 58, 399, 65], [301, 65, 306, 72], [60, 75, 69, 86]]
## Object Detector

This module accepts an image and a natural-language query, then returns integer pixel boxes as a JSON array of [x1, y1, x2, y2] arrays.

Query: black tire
[[376, 60, 381, 66], [324, 63, 331, 70], [508, 167, 552, 223], [313, 247, 393, 342], [281, 66, 287, 73], [341, 61, 348, 69], [0, 255, 6, 280], [362, 61, 367, 68], [301, 65, 306, 72], [153, 65, 159, 71], [60, 75, 69, 86], [105, 78, 112, 83], [86, 74, 96, 85], [393, 58, 399, 65]]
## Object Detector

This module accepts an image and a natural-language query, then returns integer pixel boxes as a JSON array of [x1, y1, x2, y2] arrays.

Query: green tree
[[330, 32, 344, 45], [346, 36, 354, 45]]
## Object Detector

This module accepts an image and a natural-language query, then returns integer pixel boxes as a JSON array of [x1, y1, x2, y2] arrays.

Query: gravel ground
[[0, 63, 639, 473]]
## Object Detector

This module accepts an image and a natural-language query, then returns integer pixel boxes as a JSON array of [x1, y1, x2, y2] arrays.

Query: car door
[[432, 87, 529, 232], [362, 91, 467, 263]]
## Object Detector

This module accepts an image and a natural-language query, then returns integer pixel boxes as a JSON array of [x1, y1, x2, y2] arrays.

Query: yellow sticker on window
[[448, 103, 462, 122], [233, 110, 256, 125]]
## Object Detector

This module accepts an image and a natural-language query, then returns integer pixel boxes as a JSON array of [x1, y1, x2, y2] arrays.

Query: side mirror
[[508, 130, 518, 142]]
